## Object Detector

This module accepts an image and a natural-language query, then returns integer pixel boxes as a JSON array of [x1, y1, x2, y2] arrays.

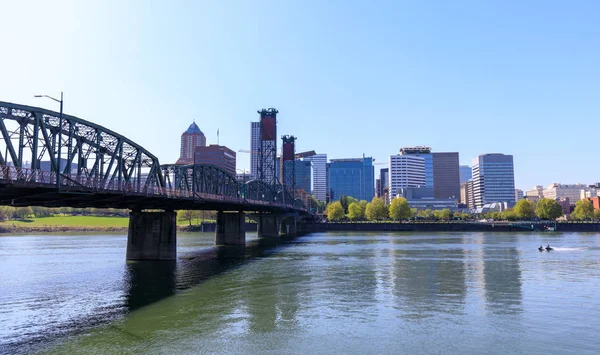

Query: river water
[[1, 232, 600, 354]]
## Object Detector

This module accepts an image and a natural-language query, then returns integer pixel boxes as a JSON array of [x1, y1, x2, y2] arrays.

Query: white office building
[[389, 154, 425, 201], [472, 153, 515, 208], [250, 122, 261, 180], [305, 154, 327, 202]]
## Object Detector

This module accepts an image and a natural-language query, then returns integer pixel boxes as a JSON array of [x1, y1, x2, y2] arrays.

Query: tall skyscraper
[[389, 154, 425, 201], [176, 122, 206, 165], [257, 108, 278, 186], [459, 165, 472, 184], [472, 153, 515, 208], [400, 147, 433, 188], [281, 135, 296, 194], [305, 154, 327, 202], [250, 122, 261, 180], [379, 168, 389, 197], [295, 160, 312, 194], [328, 157, 374, 201], [432, 152, 460, 200]]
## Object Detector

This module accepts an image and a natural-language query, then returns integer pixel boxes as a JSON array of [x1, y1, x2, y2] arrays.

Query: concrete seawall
[[297, 222, 600, 233], [180, 221, 600, 234]]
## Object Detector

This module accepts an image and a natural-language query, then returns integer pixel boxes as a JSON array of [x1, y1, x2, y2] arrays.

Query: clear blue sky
[[1, 0, 598, 191]]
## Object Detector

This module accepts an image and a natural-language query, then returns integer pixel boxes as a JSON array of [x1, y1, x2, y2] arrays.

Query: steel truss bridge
[[0, 101, 306, 213]]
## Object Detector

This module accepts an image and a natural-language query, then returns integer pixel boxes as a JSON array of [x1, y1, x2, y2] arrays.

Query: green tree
[[488, 211, 503, 220], [0, 206, 14, 221], [513, 199, 535, 220], [501, 209, 518, 221], [326, 201, 345, 221], [389, 197, 412, 220], [309, 196, 323, 213], [455, 212, 471, 220], [595, 209, 600, 220], [365, 197, 388, 221], [59, 207, 73, 215], [535, 198, 563, 220], [359, 200, 368, 213], [15, 206, 33, 220], [572, 199, 595, 221], [410, 208, 418, 219], [178, 210, 195, 226], [339, 196, 349, 214], [433, 208, 452, 221], [339, 196, 358, 214], [347, 202, 365, 220], [31, 206, 52, 218]]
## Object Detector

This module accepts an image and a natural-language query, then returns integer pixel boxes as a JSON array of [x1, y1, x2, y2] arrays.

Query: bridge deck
[[0, 166, 306, 212]]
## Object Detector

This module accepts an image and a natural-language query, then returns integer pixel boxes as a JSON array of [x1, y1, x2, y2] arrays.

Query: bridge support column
[[257, 214, 280, 238], [126, 210, 177, 261], [280, 217, 297, 236], [215, 211, 246, 245]]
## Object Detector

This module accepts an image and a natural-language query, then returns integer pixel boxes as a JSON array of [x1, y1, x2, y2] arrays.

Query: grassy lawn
[[0, 215, 217, 228], [0, 216, 130, 227]]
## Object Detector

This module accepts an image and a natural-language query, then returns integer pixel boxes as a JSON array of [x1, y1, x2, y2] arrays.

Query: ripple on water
[[1, 232, 600, 355]]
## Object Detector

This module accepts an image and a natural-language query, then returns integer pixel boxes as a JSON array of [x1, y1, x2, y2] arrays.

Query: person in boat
[[546, 244, 553, 250], [539, 245, 544, 251]]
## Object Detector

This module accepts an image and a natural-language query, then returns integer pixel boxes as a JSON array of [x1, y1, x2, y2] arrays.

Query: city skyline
[[2, 1, 599, 191]]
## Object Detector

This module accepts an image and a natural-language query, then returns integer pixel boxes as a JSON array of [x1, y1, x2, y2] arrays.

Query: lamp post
[[34, 92, 63, 191]]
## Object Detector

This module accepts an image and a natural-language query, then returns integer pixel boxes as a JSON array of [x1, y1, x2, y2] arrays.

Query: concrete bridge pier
[[126, 210, 177, 260], [215, 211, 246, 245], [280, 217, 297, 236], [257, 214, 280, 238]]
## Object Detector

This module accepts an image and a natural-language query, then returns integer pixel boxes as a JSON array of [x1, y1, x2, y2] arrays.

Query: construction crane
[[372, 158, 387, 166], [238, 149, 260, 155]]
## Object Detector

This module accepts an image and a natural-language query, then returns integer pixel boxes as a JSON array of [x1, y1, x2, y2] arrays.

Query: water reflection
[[125, 261, 177, 311], [391, 235, 467, 318], [5, 232, 599, 355], [125, 236, 301, 313], [483, 244, 523, 314]]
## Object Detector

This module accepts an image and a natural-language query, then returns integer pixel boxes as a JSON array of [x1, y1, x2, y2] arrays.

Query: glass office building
[[472, 153, 515, 208], [295, 160, 312, 194], [328, 157, 374, 201], [459, 165, 472, 183]]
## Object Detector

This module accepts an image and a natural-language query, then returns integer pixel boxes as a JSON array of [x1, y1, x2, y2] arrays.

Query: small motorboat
[[545, 246, 554, 251], [538, 246, 544, 252]]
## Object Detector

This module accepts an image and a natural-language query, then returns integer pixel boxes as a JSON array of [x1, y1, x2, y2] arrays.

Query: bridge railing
[[0, 165, 305, 211]]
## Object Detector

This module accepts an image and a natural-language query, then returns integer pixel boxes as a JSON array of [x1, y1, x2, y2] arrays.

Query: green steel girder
[[160, 163, 240, 199], [0, 101, 165, 191]]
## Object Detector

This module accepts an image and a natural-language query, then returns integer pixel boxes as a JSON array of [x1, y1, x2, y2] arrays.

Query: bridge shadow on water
[[124, 235, 300, 312]]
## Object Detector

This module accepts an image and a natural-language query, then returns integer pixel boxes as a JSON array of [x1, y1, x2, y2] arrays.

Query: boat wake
[[549, 247, 586, 252]]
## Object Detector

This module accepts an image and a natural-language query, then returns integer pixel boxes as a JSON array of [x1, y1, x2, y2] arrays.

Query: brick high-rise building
[[176, 122, 206, 165], [432, 152, 460, 200], [193, 145, 236, 176]]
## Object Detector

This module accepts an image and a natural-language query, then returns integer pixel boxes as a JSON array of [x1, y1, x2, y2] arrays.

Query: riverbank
[[298, 221, 600, 233], [0, 216, 221, 234]]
